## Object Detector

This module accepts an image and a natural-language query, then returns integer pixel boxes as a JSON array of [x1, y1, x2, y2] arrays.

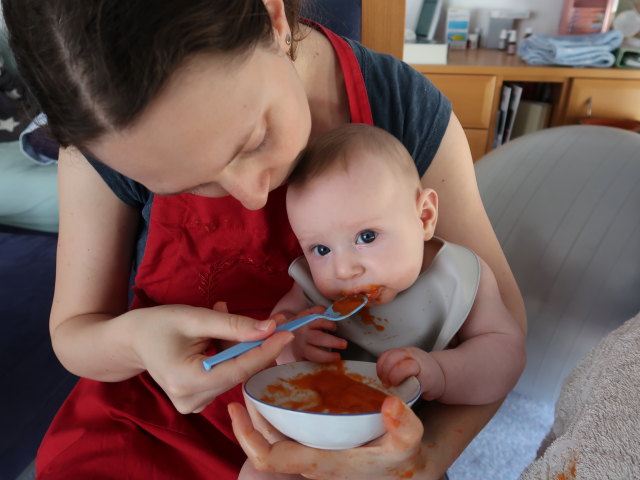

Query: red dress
[[36, 26, 373, 479]]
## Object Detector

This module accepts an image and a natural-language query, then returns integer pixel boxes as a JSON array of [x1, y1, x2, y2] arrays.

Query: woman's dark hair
[[2, 0, 301, 148]]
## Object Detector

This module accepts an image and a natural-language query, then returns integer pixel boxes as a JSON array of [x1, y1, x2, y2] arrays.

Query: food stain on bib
[[260, 361, 388, 414], [359, 307, 388, 332]]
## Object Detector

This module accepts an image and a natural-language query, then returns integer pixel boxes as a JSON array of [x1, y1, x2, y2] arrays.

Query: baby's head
[[286, 124, 438, 305]]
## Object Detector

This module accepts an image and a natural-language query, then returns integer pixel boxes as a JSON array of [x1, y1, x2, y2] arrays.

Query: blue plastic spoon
[[202, 294, 368, 371]]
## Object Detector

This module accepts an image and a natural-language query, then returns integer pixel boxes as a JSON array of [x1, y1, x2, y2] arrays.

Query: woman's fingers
[[229, 403, 300, 473], [199, 330, 294, 379], [229, 402, 328, 476], [168, 331, 293, 413], [228, 402, 275, 463], [379, 396, 424, 454], [230, 397, 427, 479], [243, 394, 289, 443], [187, 306, 278, 342]]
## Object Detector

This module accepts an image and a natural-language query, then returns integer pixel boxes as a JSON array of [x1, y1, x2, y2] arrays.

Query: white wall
[[406, 0, 567, 43]]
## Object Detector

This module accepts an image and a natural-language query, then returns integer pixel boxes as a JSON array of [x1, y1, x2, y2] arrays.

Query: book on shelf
[[495, 82, 553, 145], [493, 84, 512, 148], [502, 83, 523, 144], [415, 0, 444, 41], [510, 100, 552, 140]]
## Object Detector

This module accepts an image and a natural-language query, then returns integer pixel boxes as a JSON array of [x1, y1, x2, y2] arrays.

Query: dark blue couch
[[0, 226, 77, 479]]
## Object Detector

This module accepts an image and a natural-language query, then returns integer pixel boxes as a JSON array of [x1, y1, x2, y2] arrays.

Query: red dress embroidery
[[37, 25, 372, 479]]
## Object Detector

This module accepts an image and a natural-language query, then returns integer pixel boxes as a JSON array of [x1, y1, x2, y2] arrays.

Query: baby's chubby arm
[[271, 284, 347, 365], [378, 257, 526, 405]]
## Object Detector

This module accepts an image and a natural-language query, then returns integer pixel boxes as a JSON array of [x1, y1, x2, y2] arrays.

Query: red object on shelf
[[579, 117, 640, 132], [558, 0, 617, 35]]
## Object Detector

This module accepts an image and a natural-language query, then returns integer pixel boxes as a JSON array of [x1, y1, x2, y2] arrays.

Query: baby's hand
[[277, 316, 347, 364], [377, 347, 445, 401]]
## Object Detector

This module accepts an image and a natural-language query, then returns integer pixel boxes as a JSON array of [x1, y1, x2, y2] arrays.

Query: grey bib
[[288, 239, 480, 358]]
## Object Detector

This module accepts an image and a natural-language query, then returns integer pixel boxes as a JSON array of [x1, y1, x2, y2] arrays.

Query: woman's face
[[88, 44, 312, 210]]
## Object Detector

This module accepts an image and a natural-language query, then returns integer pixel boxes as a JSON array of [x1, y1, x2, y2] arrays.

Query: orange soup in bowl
[[260, 361, 388, 414]]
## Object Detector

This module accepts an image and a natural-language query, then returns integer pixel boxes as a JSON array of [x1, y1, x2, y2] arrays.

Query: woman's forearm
[[51, 310, 145, 381]]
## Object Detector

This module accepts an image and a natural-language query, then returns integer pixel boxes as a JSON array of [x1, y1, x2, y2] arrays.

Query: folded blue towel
[[518, 31, 624, 68]]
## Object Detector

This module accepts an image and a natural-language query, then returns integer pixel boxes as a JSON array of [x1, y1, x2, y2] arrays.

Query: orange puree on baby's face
[[335, 287, 387, 331], [331, 294, 365, 315], [260, 362, 388, 414]]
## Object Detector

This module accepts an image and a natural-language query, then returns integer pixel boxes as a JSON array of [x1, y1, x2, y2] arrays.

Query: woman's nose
[[225, 170, 271, 210]]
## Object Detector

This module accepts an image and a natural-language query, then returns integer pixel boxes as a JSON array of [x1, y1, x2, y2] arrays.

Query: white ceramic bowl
[[243, 360, 421, 450]]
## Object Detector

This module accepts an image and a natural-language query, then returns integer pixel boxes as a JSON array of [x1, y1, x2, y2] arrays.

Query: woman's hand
[[129, 302, 294, 414], [229, 395, 429, 480]]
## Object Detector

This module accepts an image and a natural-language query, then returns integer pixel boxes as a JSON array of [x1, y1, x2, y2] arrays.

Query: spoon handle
[[202, 312, 323, 371], [202, 339, 264, 371]]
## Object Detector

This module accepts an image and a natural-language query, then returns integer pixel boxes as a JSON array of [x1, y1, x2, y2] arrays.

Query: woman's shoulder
[[84, 154, 151, 210], [345, 38, 452, 177]]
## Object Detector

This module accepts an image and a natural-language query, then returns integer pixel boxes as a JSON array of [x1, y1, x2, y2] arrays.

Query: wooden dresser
[[412, 49, 640, 160]]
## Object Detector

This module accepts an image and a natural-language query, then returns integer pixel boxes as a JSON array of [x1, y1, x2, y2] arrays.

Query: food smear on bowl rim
[[260, 361, 388, 414]]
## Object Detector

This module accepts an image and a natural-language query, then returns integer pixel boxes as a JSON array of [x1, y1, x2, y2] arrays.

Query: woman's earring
[[285, 33, 295, 60]]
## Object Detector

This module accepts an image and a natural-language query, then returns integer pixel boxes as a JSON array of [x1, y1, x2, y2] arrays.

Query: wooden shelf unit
[[412, 49, 640, 160]]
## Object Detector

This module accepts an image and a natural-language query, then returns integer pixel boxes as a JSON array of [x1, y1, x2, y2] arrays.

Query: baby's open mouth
[[341, 285, 382, 304]]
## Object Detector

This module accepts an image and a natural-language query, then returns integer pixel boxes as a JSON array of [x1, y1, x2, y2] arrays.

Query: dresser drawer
[[426, 74, 497, 129], [564, 78, 640, 124]]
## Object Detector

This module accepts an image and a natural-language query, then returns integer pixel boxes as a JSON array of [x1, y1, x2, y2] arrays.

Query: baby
[[273, 123, 526, 405]]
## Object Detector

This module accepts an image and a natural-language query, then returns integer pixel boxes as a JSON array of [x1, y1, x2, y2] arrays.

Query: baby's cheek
[[392, 266, 422, 293], [380, 290, 399, 305], [315, 278, 339, 300]]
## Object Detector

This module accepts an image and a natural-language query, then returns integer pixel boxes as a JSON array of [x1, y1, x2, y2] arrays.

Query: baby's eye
[[356, 230, 377, 244], [312, 244, 331, 256]]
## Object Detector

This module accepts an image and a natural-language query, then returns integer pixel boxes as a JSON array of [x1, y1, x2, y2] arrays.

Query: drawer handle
[[585, 97, 592, 118]]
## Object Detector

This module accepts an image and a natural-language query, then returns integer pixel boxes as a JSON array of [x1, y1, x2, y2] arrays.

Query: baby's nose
[[333, 254, 364, 280]]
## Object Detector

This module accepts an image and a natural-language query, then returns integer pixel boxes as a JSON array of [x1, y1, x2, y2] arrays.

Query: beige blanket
[[520, 312, 640, 480]]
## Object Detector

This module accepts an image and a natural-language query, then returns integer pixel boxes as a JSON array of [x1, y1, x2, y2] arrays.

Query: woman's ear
[[262, 0, 292, 53], [416, 188, 438, 241]]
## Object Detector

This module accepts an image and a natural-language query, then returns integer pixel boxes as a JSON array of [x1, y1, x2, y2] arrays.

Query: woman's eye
[[312, 245, 331, 256], [248, 129, 269, 155], [356, 230, 377, 244], [251, 135, 267, 153]]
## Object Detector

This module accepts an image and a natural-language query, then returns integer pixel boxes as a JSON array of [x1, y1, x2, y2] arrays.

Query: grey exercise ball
[[475, 125, 640, 404]]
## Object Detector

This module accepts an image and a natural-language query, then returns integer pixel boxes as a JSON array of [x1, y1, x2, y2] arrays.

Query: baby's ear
[[416, 188, 438, 240]]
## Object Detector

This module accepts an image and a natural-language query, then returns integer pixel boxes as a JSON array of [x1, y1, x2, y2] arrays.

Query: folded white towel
[[519, 311, 640, 479], [518, 31, 624, 67]]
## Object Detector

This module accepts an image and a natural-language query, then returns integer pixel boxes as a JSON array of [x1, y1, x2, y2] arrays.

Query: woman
[[3, 0, 526, 478]]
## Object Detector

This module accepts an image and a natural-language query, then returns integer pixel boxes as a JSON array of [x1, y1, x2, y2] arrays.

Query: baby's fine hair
[[288, 123, 421, 188], [2, 0, 301, 148]]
